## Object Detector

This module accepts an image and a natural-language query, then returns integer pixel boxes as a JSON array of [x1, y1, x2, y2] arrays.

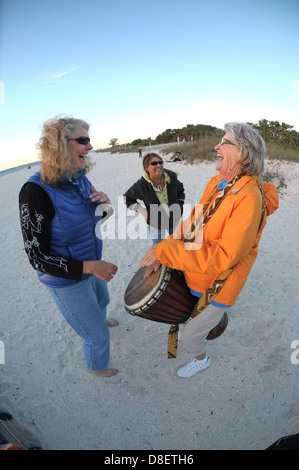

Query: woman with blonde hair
[[19, 116, 119, 377]]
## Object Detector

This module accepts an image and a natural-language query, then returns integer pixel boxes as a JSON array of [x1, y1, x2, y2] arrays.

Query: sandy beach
[[0, 148, 298, 450]]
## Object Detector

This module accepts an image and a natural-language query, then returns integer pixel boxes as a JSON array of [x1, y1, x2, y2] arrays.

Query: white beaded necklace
[[152, 174, 164, 191]]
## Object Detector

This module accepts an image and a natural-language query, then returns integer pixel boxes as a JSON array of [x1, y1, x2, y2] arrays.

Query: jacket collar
[[143, 170, 170, 185]]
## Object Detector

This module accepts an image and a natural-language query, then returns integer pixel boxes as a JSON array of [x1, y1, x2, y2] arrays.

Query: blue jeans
[[47, 276, 110, 371]]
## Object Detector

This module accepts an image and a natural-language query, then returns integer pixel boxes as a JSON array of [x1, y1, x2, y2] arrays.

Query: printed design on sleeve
[[21, 203, 68, 273]]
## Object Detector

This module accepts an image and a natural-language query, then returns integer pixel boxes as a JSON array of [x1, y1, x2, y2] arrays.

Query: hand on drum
[[141, 245, 161, 278]]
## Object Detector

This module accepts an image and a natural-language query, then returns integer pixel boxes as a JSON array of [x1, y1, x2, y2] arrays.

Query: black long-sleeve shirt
[[19, 182, 83, 280]]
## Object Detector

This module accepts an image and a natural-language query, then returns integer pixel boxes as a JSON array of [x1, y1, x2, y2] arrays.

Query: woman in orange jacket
[[141, 122, 279, 378]]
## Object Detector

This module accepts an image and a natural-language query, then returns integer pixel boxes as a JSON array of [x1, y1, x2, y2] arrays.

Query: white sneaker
[[177, 357, 211, 378]]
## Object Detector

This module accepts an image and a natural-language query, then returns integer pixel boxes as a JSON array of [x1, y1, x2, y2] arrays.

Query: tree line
[[108, 119, 299, 150], [251, 119, 299, 149]]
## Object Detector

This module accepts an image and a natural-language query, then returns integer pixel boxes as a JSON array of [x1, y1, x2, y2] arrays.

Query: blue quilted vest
[[28, 171, 103, 287]]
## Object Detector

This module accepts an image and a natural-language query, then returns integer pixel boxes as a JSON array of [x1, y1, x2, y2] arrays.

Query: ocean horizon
[[0, 161, 40, 178]]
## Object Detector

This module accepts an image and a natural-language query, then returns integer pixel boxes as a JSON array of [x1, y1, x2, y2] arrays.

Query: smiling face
[[214, 133, 242, 181], [146, 156, 164, 180], [67, 126, 93, 171]]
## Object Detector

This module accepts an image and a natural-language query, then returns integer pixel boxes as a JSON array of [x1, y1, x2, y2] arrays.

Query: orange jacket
[[156, 174, 279, 306]]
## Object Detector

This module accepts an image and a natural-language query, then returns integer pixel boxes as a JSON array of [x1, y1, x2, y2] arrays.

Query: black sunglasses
[[69, 136, 91, 145], [149, 160, 163, 166]]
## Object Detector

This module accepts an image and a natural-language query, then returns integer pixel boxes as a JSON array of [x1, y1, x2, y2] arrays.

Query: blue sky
[[0, 0, 298, 170]]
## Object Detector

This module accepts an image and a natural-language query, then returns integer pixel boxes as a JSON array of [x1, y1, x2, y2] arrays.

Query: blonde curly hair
[[37, 115, 94, 184]]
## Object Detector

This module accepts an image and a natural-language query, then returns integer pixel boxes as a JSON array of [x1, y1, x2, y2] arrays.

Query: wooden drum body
[[124, 265, 197, 325]]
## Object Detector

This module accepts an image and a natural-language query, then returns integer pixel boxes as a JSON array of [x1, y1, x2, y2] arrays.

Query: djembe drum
[[124, 265, 228, 339]]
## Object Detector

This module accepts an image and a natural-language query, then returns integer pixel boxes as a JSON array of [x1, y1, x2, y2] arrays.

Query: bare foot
[[106, 317, 119, 327], [88, 367, 119, 377]]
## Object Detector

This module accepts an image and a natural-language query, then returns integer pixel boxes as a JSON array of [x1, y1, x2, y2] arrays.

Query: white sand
[[0, 149, 298, 450]]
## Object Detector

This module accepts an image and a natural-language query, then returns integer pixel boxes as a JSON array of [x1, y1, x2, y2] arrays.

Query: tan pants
[[181, 304, 227, 357]]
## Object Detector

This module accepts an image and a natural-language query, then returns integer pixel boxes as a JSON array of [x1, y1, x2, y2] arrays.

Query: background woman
[[124, 153, 185, 244]]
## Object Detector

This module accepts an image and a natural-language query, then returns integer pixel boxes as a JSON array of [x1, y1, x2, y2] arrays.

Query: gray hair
[[224, 122, 266, 175]]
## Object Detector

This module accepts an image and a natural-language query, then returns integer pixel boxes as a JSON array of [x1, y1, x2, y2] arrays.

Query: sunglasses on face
[[220, 137, 236, 146], [69, 136, 91, 145], [149, 160, 163, 166]]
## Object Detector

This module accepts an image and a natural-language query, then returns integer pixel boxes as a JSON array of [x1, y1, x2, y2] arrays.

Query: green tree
[[131, 138, 143, 146], [155, 128, 180, 144], [155, 124, 222, 144], [253, 119, 299, 149], [109, 138, 118, 148]]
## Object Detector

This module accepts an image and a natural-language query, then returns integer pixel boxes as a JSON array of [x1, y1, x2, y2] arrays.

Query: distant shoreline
[[0, 161, 40, 178]]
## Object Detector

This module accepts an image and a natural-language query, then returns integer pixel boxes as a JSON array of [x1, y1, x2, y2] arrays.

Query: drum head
[[124, 265, 165, 308]]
